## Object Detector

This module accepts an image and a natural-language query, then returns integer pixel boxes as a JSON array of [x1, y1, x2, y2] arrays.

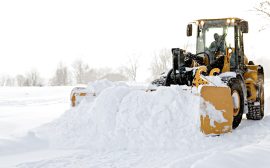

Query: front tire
[[228, 78, 244, 129]]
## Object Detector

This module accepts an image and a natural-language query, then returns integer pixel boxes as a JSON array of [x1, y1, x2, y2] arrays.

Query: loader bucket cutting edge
[[200, 86, 233, 135]]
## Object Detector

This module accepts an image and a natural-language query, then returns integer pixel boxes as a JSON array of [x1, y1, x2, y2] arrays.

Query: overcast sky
[[0, 0, 268, 81]]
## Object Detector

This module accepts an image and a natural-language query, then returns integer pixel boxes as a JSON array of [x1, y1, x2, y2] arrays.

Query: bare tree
[[50, 62, 71, 86], [72, 59, 122, 84], [16, 75, 26, 86], [0, 75, 15, 86], [254, 1, 270, 31], [72, 59, 91, 84], [95, 67, 112, 79], [84, 69, 100, 82], [255, 1, 270, 18], [0, 75, 7, 86], [122, 56, 139, 81], [1, 71, 43, 87], [5, 77, 15, 86], [150, 48, 171, 79], [24, 69, 43, 86]]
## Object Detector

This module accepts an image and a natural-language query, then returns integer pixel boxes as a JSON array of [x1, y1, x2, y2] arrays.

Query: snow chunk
[[202, 76, 227, 87], [200, 101, 227, 127], [219, 72, 236, 78]]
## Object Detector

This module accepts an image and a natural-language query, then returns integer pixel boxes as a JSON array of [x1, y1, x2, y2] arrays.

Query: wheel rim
[[232, 90, 240, 116]]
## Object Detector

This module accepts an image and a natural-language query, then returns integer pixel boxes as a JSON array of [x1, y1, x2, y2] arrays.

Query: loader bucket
[[200, 86, 233, 135], [70, 87, 95, 107], [71, 92, 87, 107]]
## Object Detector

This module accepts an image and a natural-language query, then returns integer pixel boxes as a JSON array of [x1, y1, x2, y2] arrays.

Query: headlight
[[200, 21, 204, 26]]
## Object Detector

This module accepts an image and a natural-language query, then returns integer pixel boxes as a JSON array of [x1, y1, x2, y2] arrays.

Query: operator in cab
[[206, 33, 226, 73]]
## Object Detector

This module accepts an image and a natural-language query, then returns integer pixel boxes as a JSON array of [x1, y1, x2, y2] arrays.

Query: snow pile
[[86, 80, 122, 95], [34, 80, 224, 151]]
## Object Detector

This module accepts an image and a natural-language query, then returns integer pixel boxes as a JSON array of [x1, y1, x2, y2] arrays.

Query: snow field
[[0, 86, 73, 157], [0, 86, 72, 138]]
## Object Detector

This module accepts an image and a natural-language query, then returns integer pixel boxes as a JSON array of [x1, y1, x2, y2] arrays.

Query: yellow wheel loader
[[161, 18, 264, 135]]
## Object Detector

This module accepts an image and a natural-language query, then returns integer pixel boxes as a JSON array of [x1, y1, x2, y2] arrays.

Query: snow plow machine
[[154, 18, 264, 135], [71, 18, 264, 136]]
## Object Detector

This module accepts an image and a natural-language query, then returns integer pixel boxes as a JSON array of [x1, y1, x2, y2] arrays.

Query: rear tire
[[246, 69, 264, 120], [228, 78, 244, 129]]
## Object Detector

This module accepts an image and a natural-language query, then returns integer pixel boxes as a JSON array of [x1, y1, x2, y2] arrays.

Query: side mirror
[[240, 21, 248, 33], [187, 24, 192, 36]]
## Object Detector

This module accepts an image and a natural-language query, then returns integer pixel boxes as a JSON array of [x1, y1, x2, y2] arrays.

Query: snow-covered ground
[[0, 87, 72, 138], [0, 80, 270, 168]]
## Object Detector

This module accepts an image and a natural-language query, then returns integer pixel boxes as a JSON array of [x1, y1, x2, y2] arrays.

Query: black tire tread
[[246, 70, 264, 120]]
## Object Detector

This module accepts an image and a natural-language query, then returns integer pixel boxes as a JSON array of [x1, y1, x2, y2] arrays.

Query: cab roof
[[196, 18, 246, 22]]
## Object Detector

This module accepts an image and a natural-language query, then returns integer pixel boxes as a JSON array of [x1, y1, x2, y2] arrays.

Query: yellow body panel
[[209, 68, 220, 76], [200, 86, 233, 135], [244, 65, 259, 101], [244, 65, 258, 81], [192, 66, 208, 87], [245, 79, 257, 101], [222, 48, 234, 73], [192, 67, 220, 87]]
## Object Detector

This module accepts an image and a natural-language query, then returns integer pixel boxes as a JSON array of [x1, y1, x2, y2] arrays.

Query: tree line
[[0, 49, 172, 86]]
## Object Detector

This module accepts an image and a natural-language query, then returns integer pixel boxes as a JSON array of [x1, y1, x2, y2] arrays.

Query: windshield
[[196, 20, 235, 62]]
